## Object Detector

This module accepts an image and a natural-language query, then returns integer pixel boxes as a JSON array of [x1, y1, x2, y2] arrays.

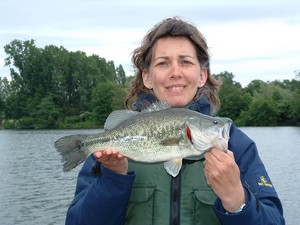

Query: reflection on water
[[0, 127, 299, 225], [0, 129, 99, 225]]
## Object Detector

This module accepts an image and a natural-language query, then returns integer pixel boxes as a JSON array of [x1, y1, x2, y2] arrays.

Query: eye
[[213, 120, 218, 124], [181, 60, 191, 65], [156, 61, 168, 67]]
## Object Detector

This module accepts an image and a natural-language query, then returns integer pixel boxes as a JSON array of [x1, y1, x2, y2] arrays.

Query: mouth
[[222, 121, 232, 140], [166, 85, 186, 91]]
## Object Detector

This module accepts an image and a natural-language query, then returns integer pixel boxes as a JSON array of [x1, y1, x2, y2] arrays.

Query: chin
[[168, 100, 189, 108]]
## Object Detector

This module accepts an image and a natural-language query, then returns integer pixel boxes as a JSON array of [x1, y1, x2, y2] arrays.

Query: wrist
[[222, 185, 246, 213], [225, 202, 246, 214]]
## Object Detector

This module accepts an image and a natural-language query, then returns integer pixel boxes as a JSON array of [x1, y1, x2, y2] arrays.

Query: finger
[[103, 149, 113, 155], [94, 149, 125, 163], [204, 150, 216, 164], [103, 149, 122, 161], [116, 153, 125, 160], [103, 148, 119, 156], [109, 152, 119, 161], [210, 148, 230, 162], [96, 150, 112, 162], [93, 151, 103, 159], [107, 149, 123, 158], [226, 150, 235, 160]]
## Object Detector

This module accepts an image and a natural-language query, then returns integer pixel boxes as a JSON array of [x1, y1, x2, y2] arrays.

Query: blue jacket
[[65, 97, 285, 225]]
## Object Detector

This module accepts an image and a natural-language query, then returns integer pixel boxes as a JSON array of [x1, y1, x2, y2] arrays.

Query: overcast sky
[[1, 0, 299, 86]]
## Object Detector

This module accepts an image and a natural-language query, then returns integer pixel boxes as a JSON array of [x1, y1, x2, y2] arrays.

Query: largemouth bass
[[54, 102, 232, 177]]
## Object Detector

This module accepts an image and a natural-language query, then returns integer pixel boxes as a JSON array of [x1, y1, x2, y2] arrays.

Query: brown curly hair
[[125, 17, 221, 113]]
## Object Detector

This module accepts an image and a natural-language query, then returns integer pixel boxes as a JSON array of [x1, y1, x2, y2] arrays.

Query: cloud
[[1, 0, 300, 86]]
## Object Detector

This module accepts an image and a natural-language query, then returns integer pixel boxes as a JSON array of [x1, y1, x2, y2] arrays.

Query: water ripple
[[0, 128, 299, 225]]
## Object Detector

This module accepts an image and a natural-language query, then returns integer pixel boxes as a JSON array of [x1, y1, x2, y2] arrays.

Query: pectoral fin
[[163, 158, 182, 177]]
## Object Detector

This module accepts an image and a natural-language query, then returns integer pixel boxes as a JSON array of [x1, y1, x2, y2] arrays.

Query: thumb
[[213, 136, 228, 151]]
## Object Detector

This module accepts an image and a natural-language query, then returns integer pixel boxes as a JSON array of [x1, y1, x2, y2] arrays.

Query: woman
[[65, 17, 285, 225]]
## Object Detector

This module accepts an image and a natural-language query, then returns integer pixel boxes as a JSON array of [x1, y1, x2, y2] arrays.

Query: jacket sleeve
[[65, 155, 135, 225], [213, 125, 285, 225]]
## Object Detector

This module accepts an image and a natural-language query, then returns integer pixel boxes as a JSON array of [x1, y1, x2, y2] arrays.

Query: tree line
[[0, 39, 299, 129], [216, 72, 300, 126]]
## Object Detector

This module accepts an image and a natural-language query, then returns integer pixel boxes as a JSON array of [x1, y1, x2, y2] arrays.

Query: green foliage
[[288, 80, 300, 126], [0, 96, 5, 114], [215, 71, 251, 121], [244, 79, 267, 96], [1, 39, 299, 128], [15, 117, 35, 129], [111, 85, 127, 110], [5, 92, 28, 119], [31, 95, 60, 129], [90, 82, 128, 125], [91, 82, 115, 125], [2, 39, 129, 129], [236, 82, 295, 126], [115, 64, 126, 85], [214, 71, 300, 126], [2, 120, 14, 129]]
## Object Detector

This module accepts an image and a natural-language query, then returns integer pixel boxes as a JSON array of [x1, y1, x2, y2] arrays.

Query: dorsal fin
[[104, 110, 139, 130], [104, 102, 170, 130]]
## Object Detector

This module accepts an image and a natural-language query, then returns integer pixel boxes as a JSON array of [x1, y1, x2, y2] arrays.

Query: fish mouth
[[221, 121, 232, 140]]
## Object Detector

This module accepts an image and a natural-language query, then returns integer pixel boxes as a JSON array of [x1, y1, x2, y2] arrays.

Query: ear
[[142, 70, 153, 89], [198, 69, 208, 87]]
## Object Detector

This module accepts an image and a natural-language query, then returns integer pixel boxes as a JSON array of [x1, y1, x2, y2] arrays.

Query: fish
[[54, 102, 232, 177]]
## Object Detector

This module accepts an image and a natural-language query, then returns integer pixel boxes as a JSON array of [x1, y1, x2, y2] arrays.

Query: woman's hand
[[93, 149, 128, 175], [204, 148, 246, 212]]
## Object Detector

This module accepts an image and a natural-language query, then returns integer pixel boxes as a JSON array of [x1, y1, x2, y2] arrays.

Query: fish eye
[[213, 120, 218, 124]]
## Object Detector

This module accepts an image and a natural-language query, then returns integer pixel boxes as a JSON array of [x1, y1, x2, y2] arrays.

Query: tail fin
[[54, 135, 89, 172]]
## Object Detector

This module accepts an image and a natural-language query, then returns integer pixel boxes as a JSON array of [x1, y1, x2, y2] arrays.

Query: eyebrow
[[154, 54, 195, 61]]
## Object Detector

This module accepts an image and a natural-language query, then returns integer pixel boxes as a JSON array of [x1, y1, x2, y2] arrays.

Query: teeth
[[169, 86, 184, 90]]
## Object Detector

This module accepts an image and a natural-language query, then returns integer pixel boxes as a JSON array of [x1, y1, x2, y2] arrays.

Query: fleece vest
[[125, 159, 221, 225]]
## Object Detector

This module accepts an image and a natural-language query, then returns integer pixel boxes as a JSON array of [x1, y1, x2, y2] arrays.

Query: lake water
[[0, 127, 299, 225]]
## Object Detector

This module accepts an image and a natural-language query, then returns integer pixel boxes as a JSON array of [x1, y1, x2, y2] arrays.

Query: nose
[[170, 62, 182, 79]]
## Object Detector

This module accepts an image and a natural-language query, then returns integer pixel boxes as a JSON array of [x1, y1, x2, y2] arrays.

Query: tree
[[0, 77, 11, 115], [4, 91, 28, 119], [32, 95, 60, 129], [237, 83, 293, 126], [214, 71, 250, 122], [288, 79, 300, 125], [295, 70, 300, 79], [3, 39, 125, 128], [244, 79, 267, 96], [111, 85, 127, 110], [91, 82, 115, 125], [115, 64, 126, 85], [4, 39, 298, 128], [4, 39, 43, 96]]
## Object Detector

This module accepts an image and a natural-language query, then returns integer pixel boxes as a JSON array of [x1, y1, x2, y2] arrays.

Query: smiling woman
[[142, 36, 206, 108], [63, 17, 285, 225]]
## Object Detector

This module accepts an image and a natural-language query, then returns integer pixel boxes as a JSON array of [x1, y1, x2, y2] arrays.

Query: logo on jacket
[[258, 176, 273, 187]]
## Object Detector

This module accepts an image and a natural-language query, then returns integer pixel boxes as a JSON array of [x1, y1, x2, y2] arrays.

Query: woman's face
[[142, 36, 207, 108]]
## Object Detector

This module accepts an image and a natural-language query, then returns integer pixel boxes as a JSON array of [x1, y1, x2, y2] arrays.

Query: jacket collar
[[134, 93, 212, 115]]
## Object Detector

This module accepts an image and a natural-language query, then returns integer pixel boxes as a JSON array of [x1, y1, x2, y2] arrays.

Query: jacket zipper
[[170, 172, 181, 225]]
